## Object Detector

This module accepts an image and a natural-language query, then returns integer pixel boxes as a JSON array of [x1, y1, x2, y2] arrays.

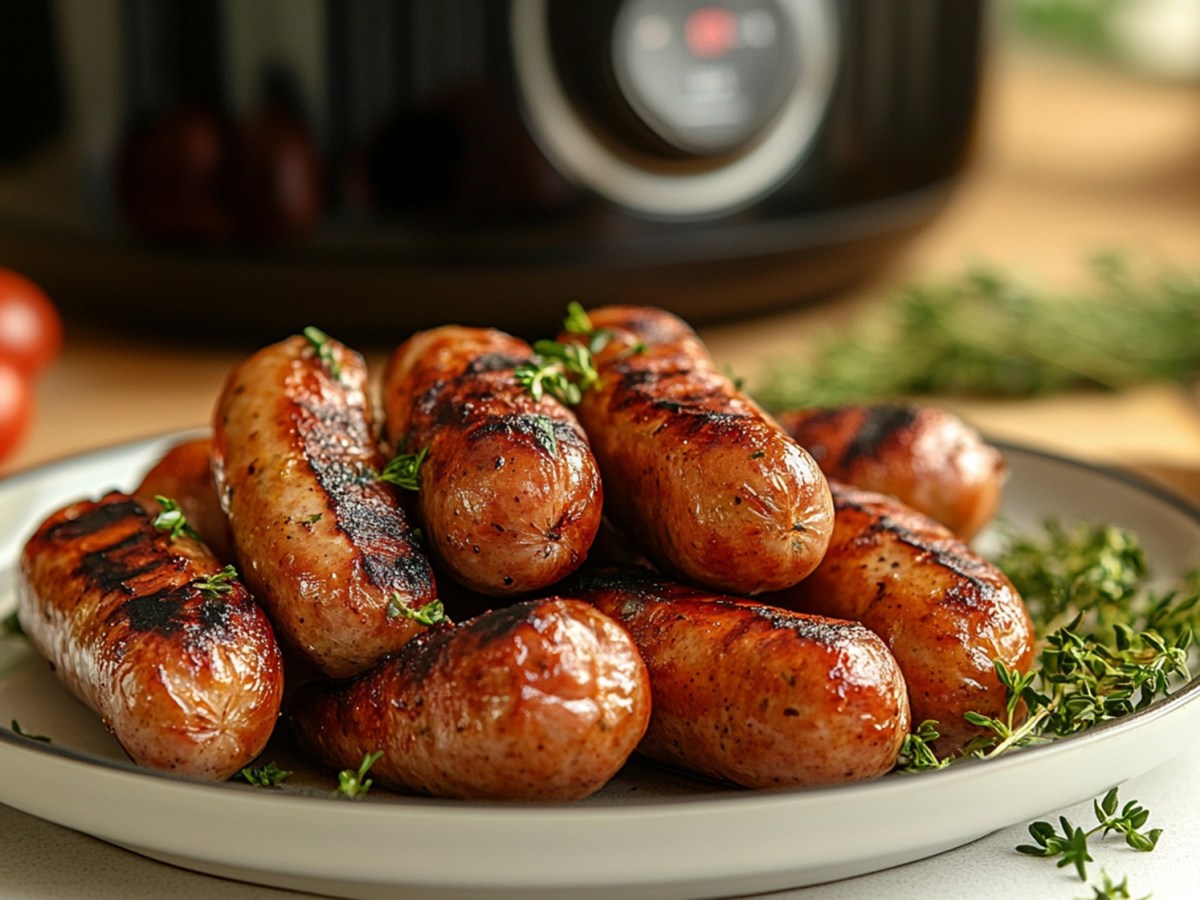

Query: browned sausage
[[380, 326, 603, 596], [212, 332, 437, 678], [768, 482, 1035, 753], [560, 306, 833, 595], [16, 491, 283, 779], [779, 404, 1007, 538], [290, 598, 651, 801], [134, 435, 234, 562], [570, 567, 909, 788]]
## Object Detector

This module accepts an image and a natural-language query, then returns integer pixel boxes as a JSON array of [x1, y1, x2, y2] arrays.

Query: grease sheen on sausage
[[770, 482, 1035, 753], [561, 306, 833, 595], [571, 567, 909, 789], [779, 404, 1007, 538], [212, 333, 436, 678], [135, 436, 234, 562], [381, 327, 603, 596], [290, 598, 651, 801], [17, 491, 283, 779]]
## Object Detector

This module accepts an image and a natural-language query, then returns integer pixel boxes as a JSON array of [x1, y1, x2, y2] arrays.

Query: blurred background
[[0, 0, 1199, 476]]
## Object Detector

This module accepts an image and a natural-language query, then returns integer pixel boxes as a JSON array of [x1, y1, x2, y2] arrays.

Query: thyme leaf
[[152, 495, 200, 541]]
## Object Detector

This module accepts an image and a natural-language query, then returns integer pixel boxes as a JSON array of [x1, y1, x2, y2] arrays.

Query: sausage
[[212, 332, 437, 678], [16, 491, 283, 780], [134, 435, 234, 562], [570, 567, 910, 789], [779, 404, 1007, 538], [289, 598, 651, 801], [380, 326, 603, 596], [560, 306, 833, 595], [768, 482, 1035, 753]]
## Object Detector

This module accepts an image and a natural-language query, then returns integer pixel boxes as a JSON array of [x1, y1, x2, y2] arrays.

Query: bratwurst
[[17, 491, 283, 779], [212, 331, 436, 678], [380, 326, 602, 596], [770, 482, 1035, 753], [290, 598, 651, 801], [560, 306, 833, 595], [571, 567, 909, 788]]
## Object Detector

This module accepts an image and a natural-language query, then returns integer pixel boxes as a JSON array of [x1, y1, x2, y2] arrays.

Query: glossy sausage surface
[[571, 567, 909, 788], [213, 333, 436, 678], [770, 482, 1035, 753], [135, 435, 234, 562], [17, 491, 283, 779], [779, 404, 1006, 538], [561, 306, 833, 595], [381, 326, 602, 596], [290, 598, 651, 801]]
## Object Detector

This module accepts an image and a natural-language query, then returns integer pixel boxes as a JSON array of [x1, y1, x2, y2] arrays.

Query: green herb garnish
[[515, 340, 599, 406], [337, 750, 384, 800], [302, 326, 342, 380], [193, 565, 239, 598], [235, 761, 292, 787], [753, 254, 1200, 409], [896, 719, 949, 772], [1077, 870, 1150, 900], [379, 446, 429, 492], [10, 720, 50, 742], [1016, 787, 1161, 881], [152, 496, 200, 541], [386, 594, 449, 626]]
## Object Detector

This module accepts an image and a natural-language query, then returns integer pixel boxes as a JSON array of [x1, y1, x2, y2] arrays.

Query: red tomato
[[0, 268, 62, 375], [0, 359, 32, 462]]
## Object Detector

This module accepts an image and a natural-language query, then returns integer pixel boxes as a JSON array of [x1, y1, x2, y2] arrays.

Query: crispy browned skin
[[290, 598, 651, 801], [571, 567, 909, 789], [779, 404, 1007, 539], [135, 436, 234, 562], [381, 327, 603, 596], [769, 483, 1035, 753], [212, 333, 436, 678], [17, 491, 283, 779], [560, 306, 833, 595]]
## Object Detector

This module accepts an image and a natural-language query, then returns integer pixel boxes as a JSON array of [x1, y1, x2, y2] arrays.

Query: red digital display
[[685, 6, 737, 59]]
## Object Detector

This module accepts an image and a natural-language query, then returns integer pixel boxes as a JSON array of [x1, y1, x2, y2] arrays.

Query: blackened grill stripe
[[839, 405, 918, 469], [45, 498, 145, 540]]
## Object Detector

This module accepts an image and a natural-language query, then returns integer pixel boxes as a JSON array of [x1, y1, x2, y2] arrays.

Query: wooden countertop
[[5, 47, 1200, 499]]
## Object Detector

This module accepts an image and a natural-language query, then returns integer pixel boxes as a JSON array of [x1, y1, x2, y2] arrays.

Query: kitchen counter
[[3, 45, 1200, 900]]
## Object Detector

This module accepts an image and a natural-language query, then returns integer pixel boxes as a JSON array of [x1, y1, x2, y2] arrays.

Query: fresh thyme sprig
[[379, 446, 429, 492], [515, 340, 599, 406], [302, 325, 342, 380], [235, 761, 292, 788], [386, 594, 449, 626], [752, 254, 1200, 409], [193, 565, 240, 598], [1016, 787, 1161, 881], [152, 495, 200, 541], [896, 719, 949, 772], [1077, 870, 1151, 900], [337, 750, 384, 799], [10, 720, 51, 742]]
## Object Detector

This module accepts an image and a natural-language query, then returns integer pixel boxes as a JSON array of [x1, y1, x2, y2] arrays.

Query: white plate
[[2, 434, 1200, 900]]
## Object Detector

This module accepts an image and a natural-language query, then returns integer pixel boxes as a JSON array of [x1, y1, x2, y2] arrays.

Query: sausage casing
[[381, 326, 603, 596], [770, 482, 1035, 752], [134, 435, 234, 562], [17, 491, 283, 779], [571, 567, 909, 788], [212, 333, 436, 678], [290, 598, 651, 801], [561, 306, 833, 595], [779, 404, 1007, 538]]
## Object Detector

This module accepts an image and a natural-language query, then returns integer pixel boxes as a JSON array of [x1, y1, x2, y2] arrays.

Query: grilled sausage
[[135, 435, 234, 562], [380, 326, 603, 596], [560, 306, 833, 595], [16, 491, 283, 779], [212, 332, 436, 678], [779, 404, 1006, 538], [769, 482, 1035, 753], [570, 567, 909, 788], [290, 598, 651, 801]]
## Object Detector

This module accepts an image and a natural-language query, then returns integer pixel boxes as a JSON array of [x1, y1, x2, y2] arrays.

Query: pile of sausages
[[15, 306, 1034, 799]]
